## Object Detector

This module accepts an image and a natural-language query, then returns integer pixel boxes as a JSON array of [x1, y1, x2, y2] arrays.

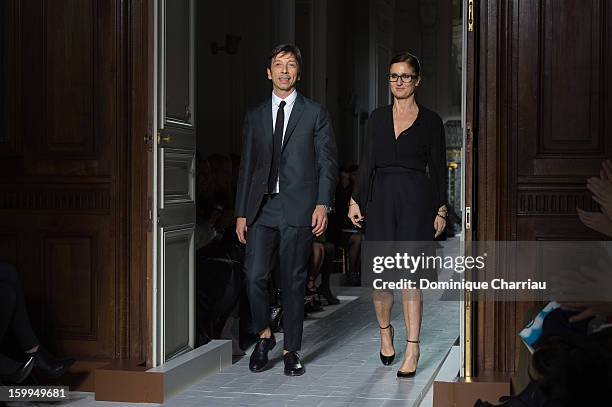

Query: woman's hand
[[434, 206, 447, 238], [577, 208, 612, 237], [434, 215, 446, 238], [560, 301, 612, 322], [348, 198, 364, 228], [600, 159, 612, 183], [587, 176, 612, 220]]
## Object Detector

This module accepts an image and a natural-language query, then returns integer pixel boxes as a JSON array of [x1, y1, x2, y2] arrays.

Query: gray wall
[[195, 0, 461, 164], [325, 0, 371, 167], [393, 0, 462, 122], [195, 0, 293, 157]]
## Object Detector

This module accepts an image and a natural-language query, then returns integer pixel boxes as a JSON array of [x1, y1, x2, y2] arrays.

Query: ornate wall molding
[[0, 188, 111, 212], [517, 189, 599, 215]]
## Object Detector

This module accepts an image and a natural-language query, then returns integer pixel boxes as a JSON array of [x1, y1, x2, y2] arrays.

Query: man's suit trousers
[[0, 263, 39, 353], [243, 194, 313, 351]]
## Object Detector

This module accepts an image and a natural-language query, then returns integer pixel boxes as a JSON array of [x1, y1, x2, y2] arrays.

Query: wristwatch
[[320, 205, 333, 214]]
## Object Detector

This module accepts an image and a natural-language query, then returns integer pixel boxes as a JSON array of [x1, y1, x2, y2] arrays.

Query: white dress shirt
[[271, 89, 298, 193]]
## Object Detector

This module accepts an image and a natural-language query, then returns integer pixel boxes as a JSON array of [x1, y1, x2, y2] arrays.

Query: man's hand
[[312, 205, 328, 237], [235, 217, 248, 244]]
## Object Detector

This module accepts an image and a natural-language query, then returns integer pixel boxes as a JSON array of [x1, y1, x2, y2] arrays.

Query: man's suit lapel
[[282, 94, 305, 151]]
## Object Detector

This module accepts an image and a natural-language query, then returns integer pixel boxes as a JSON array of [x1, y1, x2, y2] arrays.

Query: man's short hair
[[269, 44, 302, 75]]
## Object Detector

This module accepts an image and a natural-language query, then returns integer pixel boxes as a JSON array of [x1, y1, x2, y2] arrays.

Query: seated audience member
[[305, 239, 326, 313], [207, 154, 236, 230], [317, 239, 340, 305], [561, 158, 612, 343], [333, 167, 354, 230], [0, 353, 34, 384], [476, 160, 612, 406], [329, 165, 363, 286], [194, 153, 246, 348], [476, 327, 611, 407], [346, 231, 364, 286], [0, 263, 75, 383]]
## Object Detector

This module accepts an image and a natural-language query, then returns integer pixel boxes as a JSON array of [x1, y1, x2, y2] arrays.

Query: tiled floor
[[37, 285, 460, 407]]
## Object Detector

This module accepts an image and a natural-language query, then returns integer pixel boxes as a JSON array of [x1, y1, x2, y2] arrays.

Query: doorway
[[151, 0, 469, 380]]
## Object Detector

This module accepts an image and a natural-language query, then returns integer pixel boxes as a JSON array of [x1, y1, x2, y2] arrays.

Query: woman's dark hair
[[269, 44, 302, 75], [389, 52, 421, 77]]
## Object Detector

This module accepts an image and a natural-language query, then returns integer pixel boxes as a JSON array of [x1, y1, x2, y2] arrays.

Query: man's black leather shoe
[[32, 347, 75, 378], [249, 336, 276, 372], [0, 356, 34, 384], [283, 351, 305, 376]]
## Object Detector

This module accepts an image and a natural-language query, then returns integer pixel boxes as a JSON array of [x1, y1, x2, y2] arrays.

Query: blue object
[[519, 301, 560, 352]]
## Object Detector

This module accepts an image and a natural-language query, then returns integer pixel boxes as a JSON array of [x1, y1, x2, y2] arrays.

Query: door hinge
[[465, 206, 472, 230], [144, 132, 153, 152], [466, 122, 473, 144], [468, 0, 475, 32]]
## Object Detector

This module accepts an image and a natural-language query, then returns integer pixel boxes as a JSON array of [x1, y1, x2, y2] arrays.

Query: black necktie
[[268, 100, 286, 193]]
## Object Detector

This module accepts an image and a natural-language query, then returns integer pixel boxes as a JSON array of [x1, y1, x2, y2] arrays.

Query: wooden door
[[472, 0, 611, 376], [0, 0, 150, 365]]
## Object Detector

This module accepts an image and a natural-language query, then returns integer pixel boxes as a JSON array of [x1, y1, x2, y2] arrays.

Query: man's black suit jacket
[[235, 93, 338, 227]]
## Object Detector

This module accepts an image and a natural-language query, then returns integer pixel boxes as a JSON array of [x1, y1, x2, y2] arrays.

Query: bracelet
[[348, 202, 357, 208], [436, 213, 446, 219]]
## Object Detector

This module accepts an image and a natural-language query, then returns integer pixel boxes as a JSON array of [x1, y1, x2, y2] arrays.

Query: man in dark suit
[[0, 263, 75, 382], [235, 44, 338, 376]]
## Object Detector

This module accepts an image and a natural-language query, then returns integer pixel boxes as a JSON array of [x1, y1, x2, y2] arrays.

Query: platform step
[[95, 340, 232, 403]]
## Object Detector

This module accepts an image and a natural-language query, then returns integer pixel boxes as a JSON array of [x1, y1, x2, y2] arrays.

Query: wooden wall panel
[[19, 0, 115, 174], [45, 0, 95, 155], [44, 237, 95, 339], [541, 0, 603, 152], [1, 0, 20, 156], [517, 0, 608, 179], [0, 1, 5, 147], [0, 213, 116, 358]]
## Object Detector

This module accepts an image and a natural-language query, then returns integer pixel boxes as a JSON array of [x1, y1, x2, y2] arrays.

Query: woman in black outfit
[[348, 52, 447, 377]]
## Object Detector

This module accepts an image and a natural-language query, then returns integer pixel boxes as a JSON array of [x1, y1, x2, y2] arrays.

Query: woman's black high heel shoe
[[397, 339, 419, 378], [379, 324, 395, 365]]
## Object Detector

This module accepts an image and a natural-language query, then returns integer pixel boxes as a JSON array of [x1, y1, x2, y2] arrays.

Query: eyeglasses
[[388, 73, 418, 83]]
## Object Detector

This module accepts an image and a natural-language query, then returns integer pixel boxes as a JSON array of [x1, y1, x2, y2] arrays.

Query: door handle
[[157, 131, 172, 144]]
